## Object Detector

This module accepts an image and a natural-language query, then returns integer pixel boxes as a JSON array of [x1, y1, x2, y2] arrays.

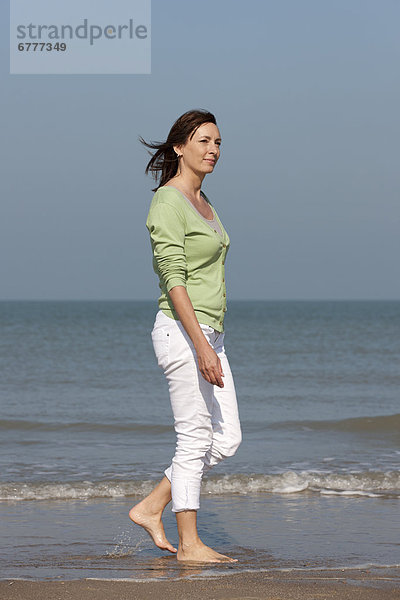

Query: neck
[[171, 169, 205, 200]]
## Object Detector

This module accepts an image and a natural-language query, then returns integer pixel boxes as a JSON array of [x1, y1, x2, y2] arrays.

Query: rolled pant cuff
[[171, 504, 200, 513], [164, 466, 172, 482], [170, 476, 201, 513]]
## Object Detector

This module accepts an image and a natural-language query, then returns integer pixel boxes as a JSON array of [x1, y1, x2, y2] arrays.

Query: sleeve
[[146, 201, 187, 291]]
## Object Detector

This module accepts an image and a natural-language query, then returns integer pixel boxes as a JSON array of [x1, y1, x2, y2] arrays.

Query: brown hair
[[139, 109, 217, 191]]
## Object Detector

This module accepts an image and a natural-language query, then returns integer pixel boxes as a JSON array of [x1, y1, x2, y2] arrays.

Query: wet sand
[[2, 568, 399, 600]]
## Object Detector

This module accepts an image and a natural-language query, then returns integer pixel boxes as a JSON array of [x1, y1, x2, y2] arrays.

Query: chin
[[197, 164, 215, 177]]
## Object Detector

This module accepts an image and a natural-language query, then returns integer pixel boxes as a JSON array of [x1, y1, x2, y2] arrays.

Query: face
[[176, 122, 221, 176]]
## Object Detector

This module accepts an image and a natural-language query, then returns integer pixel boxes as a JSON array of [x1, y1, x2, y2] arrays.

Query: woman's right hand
[[195, 339, 225, 388]]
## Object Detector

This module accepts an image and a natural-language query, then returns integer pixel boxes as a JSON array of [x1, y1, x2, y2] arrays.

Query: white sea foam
[[1, 470, 399, 501], [85, 563, 400, 583], [319, 489, 383, 498]]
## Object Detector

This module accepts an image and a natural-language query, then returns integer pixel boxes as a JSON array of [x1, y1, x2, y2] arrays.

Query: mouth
[[204, 159, 216, 165]]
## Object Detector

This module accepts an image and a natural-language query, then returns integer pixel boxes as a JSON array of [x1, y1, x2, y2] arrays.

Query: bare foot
[[177, 539, 237, 563], [129, 501, 177, 553]]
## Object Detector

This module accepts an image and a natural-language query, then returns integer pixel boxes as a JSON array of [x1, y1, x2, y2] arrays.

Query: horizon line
[[1, 298, 399, 303]]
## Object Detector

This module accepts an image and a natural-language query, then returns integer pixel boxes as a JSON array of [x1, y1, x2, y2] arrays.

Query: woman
[[129, 109, 241, 563]]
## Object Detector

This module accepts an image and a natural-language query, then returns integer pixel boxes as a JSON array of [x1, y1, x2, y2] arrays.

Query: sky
[[1, 0, 399, 300]]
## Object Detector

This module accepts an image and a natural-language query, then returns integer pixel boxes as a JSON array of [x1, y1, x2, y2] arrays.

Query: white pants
[[151, 310, 242, 513]]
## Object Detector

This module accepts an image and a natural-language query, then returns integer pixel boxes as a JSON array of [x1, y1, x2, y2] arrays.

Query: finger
[[203, 368, 215, 385], [213, 368, 224, 388], [218, 358, 224, 378], [201, 370, 212, 384], [201, 368, 223, 388]]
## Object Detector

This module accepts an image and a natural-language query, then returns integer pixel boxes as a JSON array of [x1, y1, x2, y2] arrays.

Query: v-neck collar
[[161, 185, 225, 239]]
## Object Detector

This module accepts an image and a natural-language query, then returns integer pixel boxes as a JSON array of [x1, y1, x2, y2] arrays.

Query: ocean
[[1, 300, 399, 580]]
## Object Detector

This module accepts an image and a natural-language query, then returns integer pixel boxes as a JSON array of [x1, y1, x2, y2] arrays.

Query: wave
[[3, 413, 399, 435], [1, 470, 399, 501], [0, 419, 172, 434], [269, 413, 400, 434]]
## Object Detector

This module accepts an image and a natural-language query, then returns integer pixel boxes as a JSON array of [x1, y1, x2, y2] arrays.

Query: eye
[[199, 139, 221, 146]]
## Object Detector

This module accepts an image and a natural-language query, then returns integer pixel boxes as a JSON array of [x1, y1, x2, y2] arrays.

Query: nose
[[209, 144, 219, 155]]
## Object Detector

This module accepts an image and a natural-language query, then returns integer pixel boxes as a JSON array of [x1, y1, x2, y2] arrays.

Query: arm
[[168, 285, 224, 388], [147, 198, 224, 388]]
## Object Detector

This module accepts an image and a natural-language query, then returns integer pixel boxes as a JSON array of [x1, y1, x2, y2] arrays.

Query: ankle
[[179, 536, 202, 551], [132, 498, 157, 514]]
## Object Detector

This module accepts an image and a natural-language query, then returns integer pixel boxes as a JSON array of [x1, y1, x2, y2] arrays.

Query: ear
[[173, 145, 183, 157]]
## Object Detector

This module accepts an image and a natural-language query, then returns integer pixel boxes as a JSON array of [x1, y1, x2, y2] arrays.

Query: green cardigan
[[146, 185, 230, 332]]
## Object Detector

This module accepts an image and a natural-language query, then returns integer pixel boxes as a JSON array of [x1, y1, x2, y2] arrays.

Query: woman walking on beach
[[129, 109, 241, 563]]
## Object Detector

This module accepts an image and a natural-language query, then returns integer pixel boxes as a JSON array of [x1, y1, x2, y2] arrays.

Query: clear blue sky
[[1, 0, 399, 300]]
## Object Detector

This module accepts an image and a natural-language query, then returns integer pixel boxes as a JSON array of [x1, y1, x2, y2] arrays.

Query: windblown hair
[[139, 109, 217, 191]]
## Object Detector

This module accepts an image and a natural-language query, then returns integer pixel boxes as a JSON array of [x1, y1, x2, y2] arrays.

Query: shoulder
[[148, 186, 187, 215], [146, 187, 187, 228], [153, 186, 185, 206], [200, 190, 213, 206]]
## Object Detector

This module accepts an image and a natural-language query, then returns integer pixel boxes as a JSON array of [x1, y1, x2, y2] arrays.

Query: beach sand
[[2, 568, 399, 600]]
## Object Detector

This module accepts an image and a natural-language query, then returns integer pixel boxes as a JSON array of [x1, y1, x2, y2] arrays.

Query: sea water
[[0, 300, 399, 579]]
